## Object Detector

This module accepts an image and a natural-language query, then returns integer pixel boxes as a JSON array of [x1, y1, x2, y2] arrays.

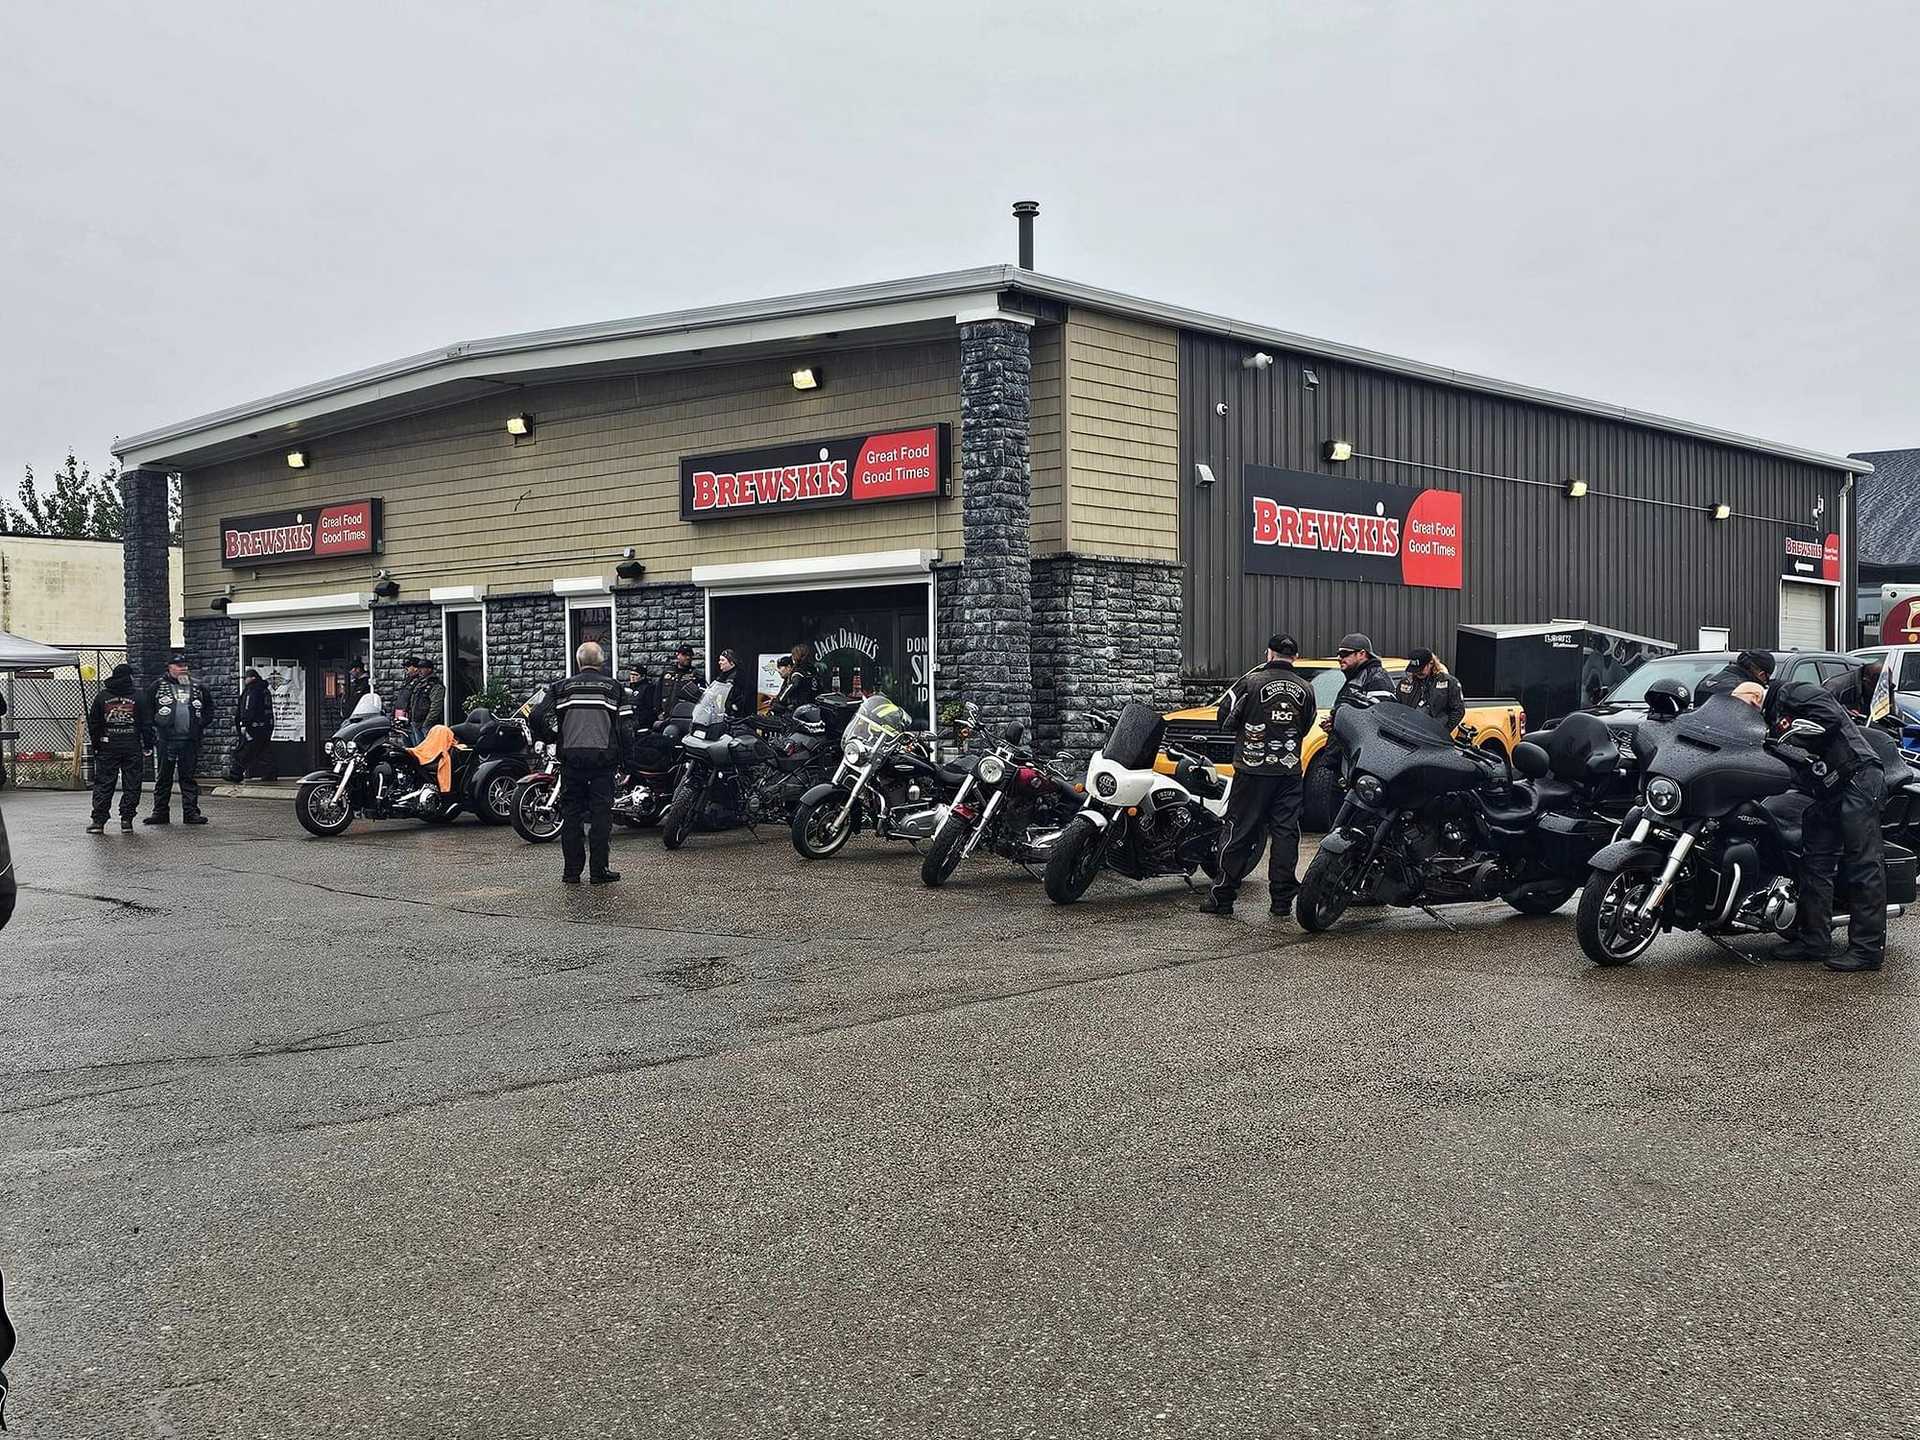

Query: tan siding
[[182, 340, 964, 601], [1028, 323, 1065, 553], [1063, 309, 1180, 561]]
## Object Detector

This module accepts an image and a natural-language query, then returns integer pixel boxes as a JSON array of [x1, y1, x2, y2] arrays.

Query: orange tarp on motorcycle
[[406, 724, 461, 794]]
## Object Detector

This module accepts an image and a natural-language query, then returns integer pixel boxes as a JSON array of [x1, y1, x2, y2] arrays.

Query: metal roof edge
[[1008, 270, 1871, 476], [112, 266, 1019, 461]]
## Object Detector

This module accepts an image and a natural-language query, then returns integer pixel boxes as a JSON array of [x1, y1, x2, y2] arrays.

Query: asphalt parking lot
[[1, 786, 1915, 1439]]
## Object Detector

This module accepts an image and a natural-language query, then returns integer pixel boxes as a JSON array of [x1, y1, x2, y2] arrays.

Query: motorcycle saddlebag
[[1887, 844, 1917, 907], [471, 718, 526, 755], [1102, 702, 1167, 772]]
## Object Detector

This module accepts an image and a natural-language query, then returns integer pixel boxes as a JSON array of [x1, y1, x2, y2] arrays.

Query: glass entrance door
[[445, 608, 484, 720]]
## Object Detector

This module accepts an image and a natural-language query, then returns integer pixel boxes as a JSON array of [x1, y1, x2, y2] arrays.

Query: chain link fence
[[3, 647, 130, 790]]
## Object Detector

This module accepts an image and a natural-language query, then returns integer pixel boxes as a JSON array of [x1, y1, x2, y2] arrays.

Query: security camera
[[1241, 352, 1274, 371], [1214, 401, 1229, 417]]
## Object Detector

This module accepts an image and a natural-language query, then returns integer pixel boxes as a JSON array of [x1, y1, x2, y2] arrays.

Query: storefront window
[[710, 581, 931, 728], [446, 608, 484, 719], [568, 603, 614, 673]]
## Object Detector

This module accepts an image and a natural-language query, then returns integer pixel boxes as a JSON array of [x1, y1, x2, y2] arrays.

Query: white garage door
[[1778, 582, 1830, 650]]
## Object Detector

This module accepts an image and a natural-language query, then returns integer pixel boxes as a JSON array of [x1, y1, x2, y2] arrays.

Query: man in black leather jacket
[[530, 642, 631, 886], [1201, 633, 1318, 918], [1742, 679, 1887, 971], [1695, 649, 1774, 708], [1394, 648, 1466, 732], [661, 646, 704, 707], [769, 655, 817, 717], [1325, 632, 1396, 728]]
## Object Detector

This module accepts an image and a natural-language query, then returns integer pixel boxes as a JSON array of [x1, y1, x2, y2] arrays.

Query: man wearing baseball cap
[[1695, 648, 1775, 709], [1200, 632, 1317, 918], [1327, 633, 1396, 728], [1394, 647, 1466, 732]]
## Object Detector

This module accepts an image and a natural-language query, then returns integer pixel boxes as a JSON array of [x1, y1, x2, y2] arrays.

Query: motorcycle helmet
[[1643, 677, 1692, 719], [790, 703, 826, 735]]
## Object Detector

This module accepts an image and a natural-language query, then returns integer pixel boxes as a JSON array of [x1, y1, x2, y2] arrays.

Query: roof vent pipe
[[1013, 200, 1039, 270]]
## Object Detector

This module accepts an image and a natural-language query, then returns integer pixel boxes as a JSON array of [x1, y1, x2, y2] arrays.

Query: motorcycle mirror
[[1782, 717, 1825, 742]]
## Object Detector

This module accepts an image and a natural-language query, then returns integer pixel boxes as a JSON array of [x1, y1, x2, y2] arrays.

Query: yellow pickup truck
[[1160, 658, 1526, 830]]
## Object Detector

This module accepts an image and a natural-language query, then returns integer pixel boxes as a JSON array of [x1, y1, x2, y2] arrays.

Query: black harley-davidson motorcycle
[[920, 722, 1079, 886], [1575, 694, 1919, 966], [659, 683, 846, 850], [456, 711, 534, 824], [790, 694, 971, 859], [1295, 699, 1630, 932], [1043, 704, 1228, 904], [295, 695, 485, 837], [511, 720, 688, 846]]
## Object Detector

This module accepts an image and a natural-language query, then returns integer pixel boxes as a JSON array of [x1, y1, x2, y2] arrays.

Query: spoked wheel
[[479, 772, 518, 824], [920, 814, 970, 887], [1043, 816, 1107, 904], [294, 779, 354, 837], [791, 791, 856, 860], [1576, 862, 1664, 966], [512, 781, 562, 844], [1295, 845, 1363, 933]]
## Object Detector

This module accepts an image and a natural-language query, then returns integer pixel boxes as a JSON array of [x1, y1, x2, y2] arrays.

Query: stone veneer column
[[121, 466, 175, 686], [951, 319, 1034, 738]]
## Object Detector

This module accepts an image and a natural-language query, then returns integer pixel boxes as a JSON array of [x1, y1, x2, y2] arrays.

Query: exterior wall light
[[791, 367, 821, 391], [1324, 441, 1353, 463], [506, 414, 532, 436], [1566, 479, 1588, 499], [210, 594, 231, 613], [372, 572, 401, 600], [1194, 463, 1218, 488], [1241, 352, 1274, 371], [1711, 502, 1731, 521], [286, 450, 307, 468], [1302, 368, 1320, 388]]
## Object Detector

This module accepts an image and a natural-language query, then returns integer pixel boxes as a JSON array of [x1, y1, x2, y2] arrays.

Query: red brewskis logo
[[1242, 466, 1462, 591], [681, 426, 948, 520], [1250, 499, 1402, 556]]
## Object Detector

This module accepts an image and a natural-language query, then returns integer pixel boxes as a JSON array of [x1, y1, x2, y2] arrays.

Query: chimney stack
[[1013, 200, 1039, 270]]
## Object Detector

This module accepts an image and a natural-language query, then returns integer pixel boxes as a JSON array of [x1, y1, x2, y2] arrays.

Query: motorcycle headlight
[[324, 739, 335, 758], [1646, 777, 1683, 817], [844, 740, 866, 763], [1353, 773, 1385, 807], [334, 738, 357, 758], [1094, 771, 1118, 799], [977, 754, 1006, 785]]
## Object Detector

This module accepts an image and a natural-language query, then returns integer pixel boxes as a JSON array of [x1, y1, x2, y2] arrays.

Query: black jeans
[[1797, 766, 1886, 961], [229, 733, 277, 781], [1212, 771, 1304, 906], [560, 766, 615, 879], [90, 752, 144, 823], [154, 738, 202, 817]]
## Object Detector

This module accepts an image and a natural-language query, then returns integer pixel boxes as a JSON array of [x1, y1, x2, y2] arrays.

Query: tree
[[2, 456, 180, 544]]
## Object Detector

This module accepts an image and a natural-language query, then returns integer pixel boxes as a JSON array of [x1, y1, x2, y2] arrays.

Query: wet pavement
[[0, 786, 1914, 1438]]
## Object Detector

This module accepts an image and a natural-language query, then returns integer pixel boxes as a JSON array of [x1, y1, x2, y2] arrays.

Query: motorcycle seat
[[449, 720, 488, 745]]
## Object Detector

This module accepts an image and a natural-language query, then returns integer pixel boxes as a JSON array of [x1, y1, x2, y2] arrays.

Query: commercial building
[[0, 534, 182, 649], [112, 209, 1870, 775]]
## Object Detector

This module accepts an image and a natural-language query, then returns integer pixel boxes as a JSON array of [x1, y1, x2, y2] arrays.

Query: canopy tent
[[0, 630, 83, 671]]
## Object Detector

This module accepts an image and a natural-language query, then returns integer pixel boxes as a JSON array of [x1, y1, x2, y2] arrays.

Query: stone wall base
[[1031, 555, 1184, 760]]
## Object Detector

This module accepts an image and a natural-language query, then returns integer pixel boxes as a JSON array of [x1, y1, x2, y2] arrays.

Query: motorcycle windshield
[[1646, 694, 1798, 815], [1333, 701, 1481, 799], [692, 680, 733, 726], [349, 692, 384, 721], [843, 694, 912, 755]]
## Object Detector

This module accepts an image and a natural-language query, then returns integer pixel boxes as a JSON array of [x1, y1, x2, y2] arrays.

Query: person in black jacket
[[1324, 632, 1396, 729], [769, 653, 817, 718], [88, 663, 154, 833], [530, 641, 632, 885], [1738, 679, 1887, 972], [345, 663, 371, 706], [661, 645, 703, 707], [1201, 634, 1318, 918], [228, 667, 277, 781], [1695, 649, 1774, 708], [146, 652, 210, 825], [714, 649, 757, 720], [1394, 648, 1466, 732]]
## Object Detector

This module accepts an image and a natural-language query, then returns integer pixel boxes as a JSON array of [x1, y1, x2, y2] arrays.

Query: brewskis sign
[[1241, 466, 1463, 590], [679, 425, 949, 521], [221, 499, 381, 568]]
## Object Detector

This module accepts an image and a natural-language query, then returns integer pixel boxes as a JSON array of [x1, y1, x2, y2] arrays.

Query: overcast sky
[[4, 0, 1916, 495]]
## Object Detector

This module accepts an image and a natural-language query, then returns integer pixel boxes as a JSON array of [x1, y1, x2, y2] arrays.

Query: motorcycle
[[660, 682, 844, 850], [615, 726, 685, 830], [920, 721, 1080, 886], [790, 694, 969, 859], [295, 692, 475, 836], [1575, 694, 1919, 966], [511, 737, 564, 844], [1295, 699, 1631, 932], [453, 709, 533, 824], [1043, 702, 1229, 904]]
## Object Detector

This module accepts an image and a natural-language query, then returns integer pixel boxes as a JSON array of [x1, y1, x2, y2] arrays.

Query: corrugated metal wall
[[1179, 331, 1848, 678]]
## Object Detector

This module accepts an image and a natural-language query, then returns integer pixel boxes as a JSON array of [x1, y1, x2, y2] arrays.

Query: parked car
[[1160, 656, 1527, 830]]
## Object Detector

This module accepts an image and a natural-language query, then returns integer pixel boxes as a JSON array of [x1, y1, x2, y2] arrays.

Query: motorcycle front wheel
[[791, 791, 856, 860], [295, 779, 355, 838], [1043, 816, 1106, 904], [1576, 862, 1664, 966], [511, 781, 562, 844], [1296, 845, 1362, 932], [661, 783, 700, 850], [920, 813, 971, 887]]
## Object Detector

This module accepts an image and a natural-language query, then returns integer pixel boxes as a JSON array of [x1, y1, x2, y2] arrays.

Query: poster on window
[[757, 653, 784, 708], [253, 657, 307, 741]]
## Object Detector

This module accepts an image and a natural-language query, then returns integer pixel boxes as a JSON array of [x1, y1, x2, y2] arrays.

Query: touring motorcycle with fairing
[[294, 693, 493, 836], [660, 682, 847, 849], [790, 694, 971, 859]]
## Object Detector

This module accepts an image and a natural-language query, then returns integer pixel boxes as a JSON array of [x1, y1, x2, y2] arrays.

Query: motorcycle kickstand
[[1416, 904, 1460, 933], [1701, 930, 1763, 967]]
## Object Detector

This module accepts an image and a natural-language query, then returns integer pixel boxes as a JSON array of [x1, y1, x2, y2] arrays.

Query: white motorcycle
[[1044, 702, 1231, 903]]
